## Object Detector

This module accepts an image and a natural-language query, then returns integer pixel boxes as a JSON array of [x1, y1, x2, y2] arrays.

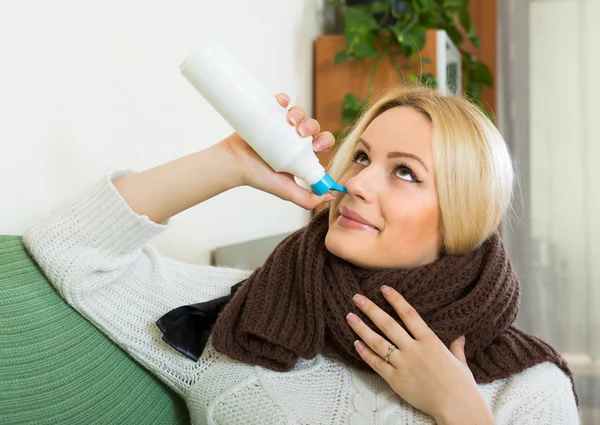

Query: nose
[[344, 166, 379, 203]]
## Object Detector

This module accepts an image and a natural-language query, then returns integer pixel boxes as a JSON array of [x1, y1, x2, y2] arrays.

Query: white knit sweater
[[23, 171, 580, 425]]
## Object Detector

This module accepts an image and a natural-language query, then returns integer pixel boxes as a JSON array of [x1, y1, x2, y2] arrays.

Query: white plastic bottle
[[179, 39, 347, 195]]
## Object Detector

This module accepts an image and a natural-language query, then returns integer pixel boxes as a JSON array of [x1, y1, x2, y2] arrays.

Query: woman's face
[[326, 106, 443, 269]]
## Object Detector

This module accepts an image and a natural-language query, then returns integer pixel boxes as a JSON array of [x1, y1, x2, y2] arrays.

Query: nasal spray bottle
[[179, 39, 348, 196]]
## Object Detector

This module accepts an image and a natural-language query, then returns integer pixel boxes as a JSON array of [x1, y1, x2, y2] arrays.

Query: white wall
[[529, 0, 600, 354], [0, 0, 325, 264]]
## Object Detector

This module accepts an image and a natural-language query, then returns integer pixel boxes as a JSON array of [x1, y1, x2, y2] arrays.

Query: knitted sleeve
[[23, 171, 252, 396], [497, 363, 580, 425]]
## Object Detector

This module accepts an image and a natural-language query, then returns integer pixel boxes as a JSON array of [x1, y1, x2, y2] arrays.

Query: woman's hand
[[346, 286, 495, 425], [221, 93, 336, 210]]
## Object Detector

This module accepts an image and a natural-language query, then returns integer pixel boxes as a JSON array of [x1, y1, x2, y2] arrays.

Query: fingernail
[[298, 124, 308, 137], [313, 140, 324, 151], [289, 115, 299, 125], [354, 340, 365, 351], [346, 312, 359, 324], [381, 285, 392, 295], [459, 335, 466, 344], [352, 294, 365, 305]]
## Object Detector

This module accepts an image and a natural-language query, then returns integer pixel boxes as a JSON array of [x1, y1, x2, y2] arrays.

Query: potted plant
[[325, 0, 493, 133]]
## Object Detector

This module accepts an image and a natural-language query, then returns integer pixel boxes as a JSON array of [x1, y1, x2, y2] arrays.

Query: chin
[[325, 227, 374, 269]]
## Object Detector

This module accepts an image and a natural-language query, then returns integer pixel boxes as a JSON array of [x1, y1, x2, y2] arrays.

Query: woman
[[24, 86, 579, 424]]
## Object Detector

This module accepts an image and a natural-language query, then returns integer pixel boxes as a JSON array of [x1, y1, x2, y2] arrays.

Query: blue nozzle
[[311, 173, 348, 196]]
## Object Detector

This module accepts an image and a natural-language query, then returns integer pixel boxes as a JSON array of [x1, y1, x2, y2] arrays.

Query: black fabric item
[[156, 280, 245, 361]]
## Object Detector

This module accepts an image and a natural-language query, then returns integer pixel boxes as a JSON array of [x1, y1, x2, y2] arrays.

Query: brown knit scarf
[[211, 208, 577, 401]]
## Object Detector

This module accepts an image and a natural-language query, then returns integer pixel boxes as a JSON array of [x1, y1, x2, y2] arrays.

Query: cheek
[[385, 195, 441, 243]]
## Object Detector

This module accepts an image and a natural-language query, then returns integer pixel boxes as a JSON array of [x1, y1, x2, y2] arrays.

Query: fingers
[[291, 190, 335, 210], [275, 93, 291, 108], [297, 118, 321, 139], [278, 173, 335, 209], [353, 339, 395, 380], [287, 106, 321, 140], [380, 286, 433, 340], [449, 336, 467, 365], [287, 105, 306, 127], [276, 94, 335, 151], [312, 131, 335, 152], [346, 311, 401, 366], [289, 111, 335, 152], [351, 294, 413, 350]]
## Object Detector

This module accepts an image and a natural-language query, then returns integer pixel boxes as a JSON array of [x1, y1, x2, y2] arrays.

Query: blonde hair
[[328, 86, 514, 255]]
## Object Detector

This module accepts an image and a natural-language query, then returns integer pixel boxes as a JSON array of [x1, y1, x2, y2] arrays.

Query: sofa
[[0, 235, 189, 424]]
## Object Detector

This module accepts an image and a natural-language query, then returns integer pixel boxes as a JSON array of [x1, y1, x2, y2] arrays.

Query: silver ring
[[385, 344, 397, 363]]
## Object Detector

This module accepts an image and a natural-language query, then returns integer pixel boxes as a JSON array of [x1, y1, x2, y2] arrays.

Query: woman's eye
[[353, 152, 369, 165], [395, 167, 415, 182]]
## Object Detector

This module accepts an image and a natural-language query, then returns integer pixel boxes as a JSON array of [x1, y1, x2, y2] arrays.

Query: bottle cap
[[311, 173, 349, 196]]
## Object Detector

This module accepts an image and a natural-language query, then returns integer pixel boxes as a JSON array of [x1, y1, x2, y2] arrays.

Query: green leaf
[[343, 7, 381, 59], [412, 0, 435, 13], [407, 24, 427, 50], [458, 8, 471, 31], [334, 51, 353, 65], [354, 37, 380, 59], [469, 60, 493, 87], [469, 32, 480, 49], [392, 24, 426, 56], [408, 72, 437, 88], [467, 83, 483, 98], [332, 129, 342, 142], [461, 50, 475, 63], [420, 72, 438, 88], [342, 93, 367, 126], [443, 25, 464, 47], [369, 0, 390, 14], [399, 10, 419, 33], [442, 0, 469, 9], [391, 23, 426, 53], [345, 7, 379, 33], [391, 26, 404, 44], [458, 8, 480, 48]]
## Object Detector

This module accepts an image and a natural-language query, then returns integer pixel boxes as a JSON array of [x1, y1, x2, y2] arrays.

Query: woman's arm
[[113, 141, 241, 224], [24, 171, 254, 396], [113, 93, 334, 224], [24, 95, 335, 396]]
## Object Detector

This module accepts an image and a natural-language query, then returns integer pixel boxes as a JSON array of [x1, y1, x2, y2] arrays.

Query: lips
[[338, 206, 379, 231]]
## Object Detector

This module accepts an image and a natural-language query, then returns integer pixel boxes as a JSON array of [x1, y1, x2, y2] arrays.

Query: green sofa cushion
[[0, 235, 189, 424]]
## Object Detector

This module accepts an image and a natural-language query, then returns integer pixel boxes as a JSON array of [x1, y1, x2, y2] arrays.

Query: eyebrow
[[358, 138, 429, 172]]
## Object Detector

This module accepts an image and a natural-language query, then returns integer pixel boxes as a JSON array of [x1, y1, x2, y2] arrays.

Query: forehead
[[360, 106, 433, 161]]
